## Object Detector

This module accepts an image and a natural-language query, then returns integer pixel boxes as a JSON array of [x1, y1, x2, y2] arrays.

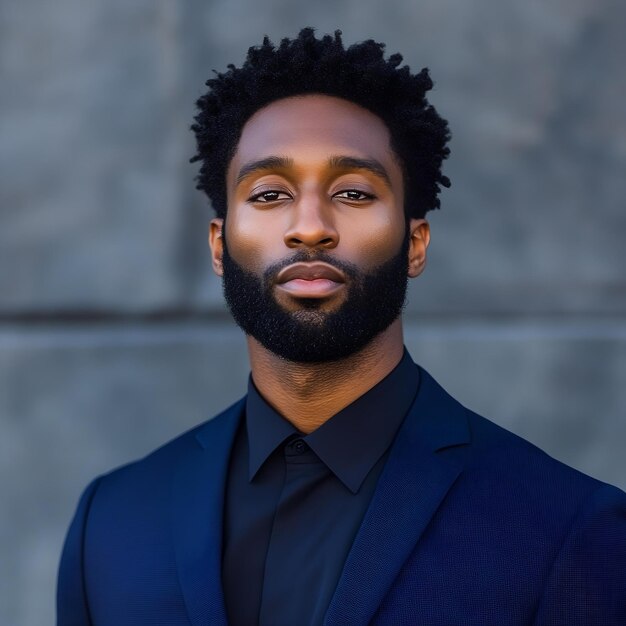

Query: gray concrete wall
[[2, 1, 625, 624]]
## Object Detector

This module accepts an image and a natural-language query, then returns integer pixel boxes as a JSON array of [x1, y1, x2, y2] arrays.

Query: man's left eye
[[334, 190, 373, 201]]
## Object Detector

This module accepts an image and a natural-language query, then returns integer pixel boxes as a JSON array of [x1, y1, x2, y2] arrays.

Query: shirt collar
[[245, 349, 420, 493], [246, 379, 299, 482]]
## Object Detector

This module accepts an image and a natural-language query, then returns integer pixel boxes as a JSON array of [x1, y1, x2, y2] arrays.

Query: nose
[[283, 195, 339, 250]]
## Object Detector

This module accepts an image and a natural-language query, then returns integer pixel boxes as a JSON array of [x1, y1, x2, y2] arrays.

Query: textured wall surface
[[2, 1, 625, 624]]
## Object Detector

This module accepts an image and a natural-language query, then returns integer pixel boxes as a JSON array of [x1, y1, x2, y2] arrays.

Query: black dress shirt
[[222, 351, 419, 626]]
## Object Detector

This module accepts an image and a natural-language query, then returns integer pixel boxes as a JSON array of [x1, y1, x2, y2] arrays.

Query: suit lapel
[[172, 399, 244, 626], [324, 368, 471, 625]]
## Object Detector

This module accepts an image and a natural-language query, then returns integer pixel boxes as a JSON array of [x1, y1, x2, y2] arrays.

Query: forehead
[[228, 94, 397, 176]]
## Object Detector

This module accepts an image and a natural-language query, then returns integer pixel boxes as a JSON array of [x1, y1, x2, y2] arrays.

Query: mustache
[[263, 251, 359, 285]]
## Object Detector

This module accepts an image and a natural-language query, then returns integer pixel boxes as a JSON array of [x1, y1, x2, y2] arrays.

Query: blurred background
[[1, 0, 625, 623]]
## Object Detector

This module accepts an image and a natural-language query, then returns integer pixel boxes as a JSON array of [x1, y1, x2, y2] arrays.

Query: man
[[57, 28, 626, 625]]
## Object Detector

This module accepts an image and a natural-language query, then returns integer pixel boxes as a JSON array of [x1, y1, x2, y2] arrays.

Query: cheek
[[340, 212, 406, 267], [223, 209, 282, 272]]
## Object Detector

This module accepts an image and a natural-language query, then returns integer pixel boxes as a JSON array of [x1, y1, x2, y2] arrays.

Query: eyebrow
[[235, 156, 294, 187], [235, 155, 392, 188], [328, 155, 392, 188]]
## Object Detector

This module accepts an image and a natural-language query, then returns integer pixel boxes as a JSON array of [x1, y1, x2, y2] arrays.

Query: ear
[[208, 218, 224, 277], [407, 218, 430, 278]]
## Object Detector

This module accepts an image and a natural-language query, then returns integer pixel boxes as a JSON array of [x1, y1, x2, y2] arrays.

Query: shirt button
[[293, 439, 308, 454]]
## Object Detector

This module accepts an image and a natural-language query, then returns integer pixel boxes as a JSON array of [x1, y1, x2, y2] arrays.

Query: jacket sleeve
[[56, 478, 101, 626], [532, 483, 626, 626]]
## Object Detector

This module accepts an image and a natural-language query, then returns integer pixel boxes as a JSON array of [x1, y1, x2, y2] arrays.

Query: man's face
[[210, 94, 428, 362]]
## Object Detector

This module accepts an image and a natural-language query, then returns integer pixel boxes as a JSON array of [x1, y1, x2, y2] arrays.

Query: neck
[[247, 318, 405, 434]]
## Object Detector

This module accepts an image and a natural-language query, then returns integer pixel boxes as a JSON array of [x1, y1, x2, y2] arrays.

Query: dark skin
[[209, 94, 430, 434]]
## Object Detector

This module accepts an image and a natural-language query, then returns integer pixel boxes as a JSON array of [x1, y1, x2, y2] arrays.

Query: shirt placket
[[258, 437, 328, 626]]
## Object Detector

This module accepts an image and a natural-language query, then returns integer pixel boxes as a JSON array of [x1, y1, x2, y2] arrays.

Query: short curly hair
[[191, 27, 451, 220]]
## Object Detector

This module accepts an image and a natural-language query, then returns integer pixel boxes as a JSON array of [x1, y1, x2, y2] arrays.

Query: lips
[[275, 262, 346, 298], [276, 262, 345, 284]]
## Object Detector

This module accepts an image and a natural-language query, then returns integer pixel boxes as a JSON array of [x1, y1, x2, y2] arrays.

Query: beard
[[221, 235, 409, 363]]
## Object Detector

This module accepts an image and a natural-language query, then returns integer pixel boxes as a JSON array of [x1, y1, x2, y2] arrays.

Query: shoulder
[[465, 404, 621, 499], [86, 396, 245, 501], [416, 365, 626, 519], [469, 406, 626, 524]]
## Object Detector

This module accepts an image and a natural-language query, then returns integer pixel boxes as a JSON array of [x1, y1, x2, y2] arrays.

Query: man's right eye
[[248, 190, 290, 203]]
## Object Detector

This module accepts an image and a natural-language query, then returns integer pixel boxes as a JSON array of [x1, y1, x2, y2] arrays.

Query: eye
[[248, 190, 291, 203], [333, 189, 375, 202]]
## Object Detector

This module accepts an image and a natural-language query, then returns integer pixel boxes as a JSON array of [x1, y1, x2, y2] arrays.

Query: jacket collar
[[172, 398, 244, 626], [324, 366, 471, 625]]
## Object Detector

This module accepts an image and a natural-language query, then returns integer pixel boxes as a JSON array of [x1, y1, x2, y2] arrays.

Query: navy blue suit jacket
[[57, 367, 626, 625]]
